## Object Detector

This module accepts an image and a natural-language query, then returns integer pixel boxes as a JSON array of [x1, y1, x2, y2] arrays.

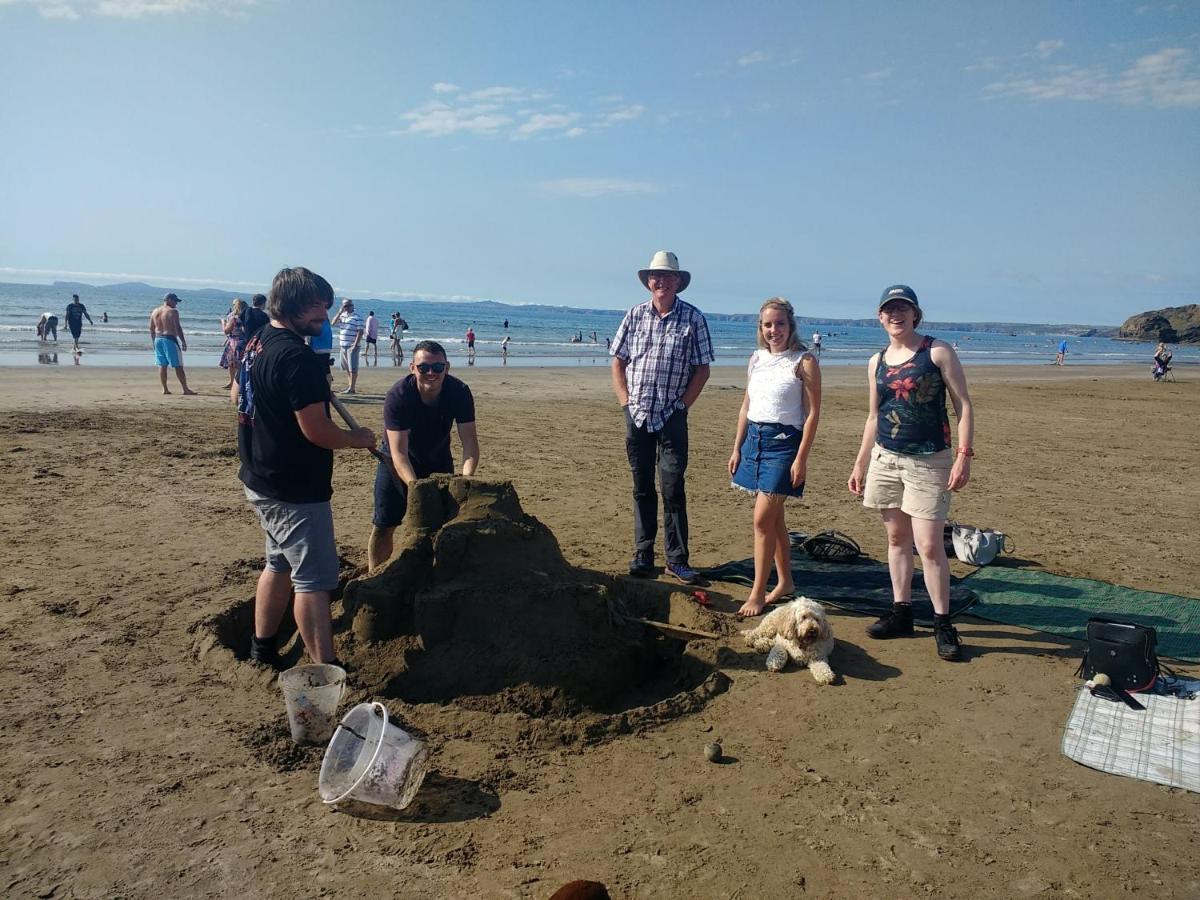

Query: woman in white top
[[728, 297, 822, 617]]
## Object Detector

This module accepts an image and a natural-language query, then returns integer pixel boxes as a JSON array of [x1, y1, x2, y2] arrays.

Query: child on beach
[[847, 285, 974, 661], [728, 298, 822, 617]]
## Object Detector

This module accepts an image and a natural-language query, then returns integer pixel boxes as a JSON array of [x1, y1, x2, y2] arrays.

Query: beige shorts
[[862, 445, 953, 521]]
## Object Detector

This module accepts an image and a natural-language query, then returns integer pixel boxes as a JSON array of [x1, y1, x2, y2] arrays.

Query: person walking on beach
[[847, 285, 974, 661], [331, 298, 364, 394], [611, 250, 714, 585], [812, 331, 822, 358], [500, 334, 511, 363], [366, 340, 479, 570], [65, 294, 94, 354], [1055, 338, 1068, 366], [237, 266, 376, 668], [149, 293, 196, 395], [729, 298, 822, 617], [364, 311, 379, 366], [465, 325, 476, 365]]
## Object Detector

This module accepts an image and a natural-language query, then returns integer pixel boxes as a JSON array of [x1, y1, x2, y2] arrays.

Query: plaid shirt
[[611, 297, 715, 432]]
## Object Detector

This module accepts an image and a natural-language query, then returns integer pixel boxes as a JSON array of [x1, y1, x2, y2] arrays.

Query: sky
[[0, 0, 1197, 325]]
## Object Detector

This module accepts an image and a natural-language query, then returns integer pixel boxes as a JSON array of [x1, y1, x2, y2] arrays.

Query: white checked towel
[[1062, 684, 1200, 793]]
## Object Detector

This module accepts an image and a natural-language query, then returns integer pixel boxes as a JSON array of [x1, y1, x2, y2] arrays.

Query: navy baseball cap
[[878, 284, 919, 311]]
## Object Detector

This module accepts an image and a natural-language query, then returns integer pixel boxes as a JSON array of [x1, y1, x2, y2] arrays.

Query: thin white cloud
[[982, 46, 1200, 108], [539, 178, 659, 198], [1035, 40, 1065, 60], [397, 84, 644, 140], [737, 50, 772, 67], [861, 68, 893, 82], [10, 0, 260, 18], [1145, 273, 1168, 283]]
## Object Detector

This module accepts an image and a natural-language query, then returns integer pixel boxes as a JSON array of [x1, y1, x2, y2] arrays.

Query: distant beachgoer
[[149, 292, 196, 395], [65, 294, 94, 353], [503, 318, 509, 330], [730, 298, 822, 617], [612, 250, 714, 585], [1055, 338, 1068, 366], [500, 334, 511, 362], [591, 331, 598, 343], [364, 311, 379, 365], [811, 331, 822, 357], [220, 298, 247, 388], [605, 336, 611, 351], [239, 293, 270, 345], [367, 340, 480, 570], [331, 299, 364, 393], [465, 325, 476, 364], [101, 311, 108, 323], [238, 266, 376, 668], [847, 285, 974, 661], [38, 312, 58, 342]]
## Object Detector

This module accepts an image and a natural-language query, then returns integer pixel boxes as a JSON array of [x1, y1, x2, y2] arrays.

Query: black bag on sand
[[1076, 617, 1160, 693]]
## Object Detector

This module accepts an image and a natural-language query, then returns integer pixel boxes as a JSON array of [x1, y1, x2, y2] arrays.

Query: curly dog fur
[[743, 596, 836, 684]]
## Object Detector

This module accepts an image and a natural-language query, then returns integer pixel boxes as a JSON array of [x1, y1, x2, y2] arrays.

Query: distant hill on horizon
[[34, 279, 1117, 336]]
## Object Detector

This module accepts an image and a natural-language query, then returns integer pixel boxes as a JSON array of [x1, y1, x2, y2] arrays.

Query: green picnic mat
[[960, 567, 1200, 662], [701, 551, 977, 625]]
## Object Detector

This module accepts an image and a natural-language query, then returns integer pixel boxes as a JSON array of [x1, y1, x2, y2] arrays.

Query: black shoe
[[250, 634, 283, 669], [934, 622, 963, 661], [866, 603, 915, 639], [628, 552, 654, 578]]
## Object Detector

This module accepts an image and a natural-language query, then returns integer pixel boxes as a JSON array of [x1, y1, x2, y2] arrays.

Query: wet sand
[[0, 362, 1197, 898]]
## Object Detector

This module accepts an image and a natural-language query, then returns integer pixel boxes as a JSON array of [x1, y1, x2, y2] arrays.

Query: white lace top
[[746, 348, 812, 428]]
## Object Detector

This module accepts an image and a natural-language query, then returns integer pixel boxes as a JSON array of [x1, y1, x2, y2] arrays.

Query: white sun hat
[[638, 250, 691, 293]]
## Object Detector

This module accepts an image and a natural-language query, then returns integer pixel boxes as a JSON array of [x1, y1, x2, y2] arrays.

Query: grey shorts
[[244, 487, 339, 593]]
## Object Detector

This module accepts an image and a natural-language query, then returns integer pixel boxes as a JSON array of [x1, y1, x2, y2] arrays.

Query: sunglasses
[[415, 362, 447, 374]]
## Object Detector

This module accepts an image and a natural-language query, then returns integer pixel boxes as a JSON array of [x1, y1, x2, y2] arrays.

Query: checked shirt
[[612, 297, 715, 432]]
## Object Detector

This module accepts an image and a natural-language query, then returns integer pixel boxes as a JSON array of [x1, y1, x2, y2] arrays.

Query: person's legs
[[766, 503, 794, 602], [254, 567, 294, 642], [369, 458, 407, 569], [881, 508, 915, 604], [912, 516, 950, 615], [368, 525, 395, 570], [294, 591, 335, 663], [658, 408, 690, 567], [159, 365, 170, 394], [173, 366, 197, 395], [624, 411, 659, 564], [347, 347, 361, 392], [739, 492, 783, 616]]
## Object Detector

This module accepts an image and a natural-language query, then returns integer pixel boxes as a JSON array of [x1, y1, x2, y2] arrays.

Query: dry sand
[[0, 362, 1197, 899]]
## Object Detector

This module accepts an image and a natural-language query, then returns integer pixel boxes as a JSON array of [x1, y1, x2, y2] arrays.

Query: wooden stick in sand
[[328, 393, 406, 492], [627, 617, 718, 641]]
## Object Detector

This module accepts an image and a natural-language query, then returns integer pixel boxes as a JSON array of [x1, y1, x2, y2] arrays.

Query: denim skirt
[[731, 420, 805, 498]]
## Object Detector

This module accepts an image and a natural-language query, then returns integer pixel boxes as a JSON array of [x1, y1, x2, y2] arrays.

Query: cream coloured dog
[[743, 596, 836, 684]]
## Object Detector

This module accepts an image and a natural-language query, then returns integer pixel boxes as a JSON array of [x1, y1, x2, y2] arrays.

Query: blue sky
[[0, 0, 1197, 325]]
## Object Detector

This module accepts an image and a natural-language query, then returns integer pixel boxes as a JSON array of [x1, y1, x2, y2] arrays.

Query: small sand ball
[[766, 644, 789, 672], [704, 741, 722, 763], [1092, 672, 1111, 686]]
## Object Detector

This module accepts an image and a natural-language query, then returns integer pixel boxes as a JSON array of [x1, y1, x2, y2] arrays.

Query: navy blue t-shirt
[[382, 374, 475, 476]]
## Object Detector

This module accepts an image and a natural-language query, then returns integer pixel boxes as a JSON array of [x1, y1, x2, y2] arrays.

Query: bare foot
[[182, 389, 198, 395], [163, 389, 171, 395], [766, 584, 795, 604], [737, 596, 768, 618]]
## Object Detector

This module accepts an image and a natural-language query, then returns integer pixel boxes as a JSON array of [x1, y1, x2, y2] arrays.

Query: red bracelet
[[956, 447, 975, 458]]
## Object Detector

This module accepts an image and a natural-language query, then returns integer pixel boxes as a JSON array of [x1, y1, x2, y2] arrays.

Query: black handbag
[[1077, 617, 1159, 693]]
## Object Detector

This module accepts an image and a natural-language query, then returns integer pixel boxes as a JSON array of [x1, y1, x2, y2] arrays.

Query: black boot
[[867, 603, 915, 639], [933, 615, 963, 661]]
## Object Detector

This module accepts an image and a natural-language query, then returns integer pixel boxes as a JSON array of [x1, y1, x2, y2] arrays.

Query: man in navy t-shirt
[[237, 267, 376, 668], [367, 340, 481, 570]]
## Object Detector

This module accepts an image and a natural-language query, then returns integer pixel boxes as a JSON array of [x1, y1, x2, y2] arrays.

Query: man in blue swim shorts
[[148, 292, 196, 395]]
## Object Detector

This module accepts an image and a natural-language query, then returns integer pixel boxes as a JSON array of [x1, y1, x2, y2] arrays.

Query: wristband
[[956, 447, 975, 458]]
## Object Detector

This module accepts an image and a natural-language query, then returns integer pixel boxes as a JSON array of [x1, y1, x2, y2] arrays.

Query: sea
[[1, 280, 1192, 371]]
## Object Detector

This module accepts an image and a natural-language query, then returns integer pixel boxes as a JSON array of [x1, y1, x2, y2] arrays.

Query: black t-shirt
[[239, 306, 270, 342], [382, 374, 475, 476], [238, 325, 333, 502], [65, 302, 88, 328]]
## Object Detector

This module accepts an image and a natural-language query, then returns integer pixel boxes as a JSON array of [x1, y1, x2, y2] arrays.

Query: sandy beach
[[1, 362, 1197, 899]]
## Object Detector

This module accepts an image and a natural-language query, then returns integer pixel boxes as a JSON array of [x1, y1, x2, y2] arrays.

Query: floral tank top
[[875, 335, 950, 455]]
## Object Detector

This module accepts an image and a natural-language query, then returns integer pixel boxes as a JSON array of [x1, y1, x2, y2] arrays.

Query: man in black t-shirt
[[237, 267, 376, 668], [65, 293, 94, 353], [366, 340, 480, 570]]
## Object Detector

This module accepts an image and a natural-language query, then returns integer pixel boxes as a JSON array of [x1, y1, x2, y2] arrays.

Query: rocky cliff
[[1118, 304, 1200, 343]]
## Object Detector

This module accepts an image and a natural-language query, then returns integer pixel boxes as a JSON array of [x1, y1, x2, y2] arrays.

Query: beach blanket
[[960, 567, 1200, 662], [1062, 686, 1200, 793], [701, 551, 976, 624]]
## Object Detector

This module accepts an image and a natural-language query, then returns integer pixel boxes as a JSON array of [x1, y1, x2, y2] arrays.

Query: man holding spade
[[366, 340, 480, 570], [237, 266, 376, 668]]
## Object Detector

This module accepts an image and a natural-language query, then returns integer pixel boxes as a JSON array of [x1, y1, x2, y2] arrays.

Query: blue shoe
[[666, 562, 700, 585], [628, 551, 654, 578]]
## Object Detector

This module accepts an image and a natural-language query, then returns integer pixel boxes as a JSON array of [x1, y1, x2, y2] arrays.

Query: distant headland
[[1118, 304, 1200, 344]]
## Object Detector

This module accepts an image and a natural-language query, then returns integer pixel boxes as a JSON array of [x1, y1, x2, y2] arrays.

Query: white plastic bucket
[[278, 663, 347, 745], [319, 702, 430, 811]]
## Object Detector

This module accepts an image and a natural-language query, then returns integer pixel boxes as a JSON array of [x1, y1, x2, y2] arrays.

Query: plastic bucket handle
[[322, 701, 390, 807]]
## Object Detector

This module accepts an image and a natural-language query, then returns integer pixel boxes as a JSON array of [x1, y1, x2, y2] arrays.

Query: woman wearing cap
[[847, 285, 974, 661], [728, 298, 821, 617]]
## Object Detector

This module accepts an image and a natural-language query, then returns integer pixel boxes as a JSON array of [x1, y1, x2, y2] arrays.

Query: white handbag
[[950, 524, 1011, 566]]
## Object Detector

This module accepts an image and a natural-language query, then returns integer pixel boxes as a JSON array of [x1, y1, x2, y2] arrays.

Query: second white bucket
[[278, 663, 347, 745], [319, 702, 430, 812]]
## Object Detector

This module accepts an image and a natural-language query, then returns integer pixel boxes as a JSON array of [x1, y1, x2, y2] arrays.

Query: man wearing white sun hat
[[611, 250, 715, 585]]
